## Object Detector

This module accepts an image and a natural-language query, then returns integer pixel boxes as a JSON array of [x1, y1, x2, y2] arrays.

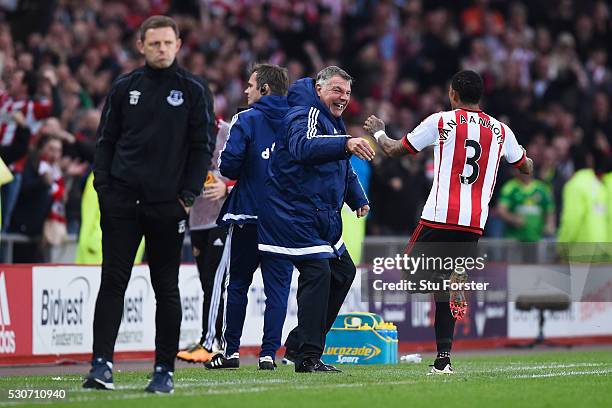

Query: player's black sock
[[434, 300, 455, 354]]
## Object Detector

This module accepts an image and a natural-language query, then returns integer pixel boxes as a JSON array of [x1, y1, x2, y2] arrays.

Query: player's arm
[[364, 114, 437, 158], [377, 133, 408, 157], [363, 115, 407, 157], [517, 155, 534, 175], [503, 125, 533, 175]]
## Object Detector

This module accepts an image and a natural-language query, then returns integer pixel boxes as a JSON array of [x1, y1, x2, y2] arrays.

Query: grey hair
[[315, 66, 353, 87]]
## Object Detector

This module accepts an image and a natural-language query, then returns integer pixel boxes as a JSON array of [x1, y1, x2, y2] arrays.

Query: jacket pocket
[[314, 209, 335, 243]]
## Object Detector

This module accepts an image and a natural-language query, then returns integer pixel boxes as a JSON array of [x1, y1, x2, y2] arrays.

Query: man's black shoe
[[82, 358, 115, 390], [204, 352, 240, 369], [295, 358, 342, 373], [282, 348, 298, 365], [258, 356, 277, 370], [428, 357, 454, 375]]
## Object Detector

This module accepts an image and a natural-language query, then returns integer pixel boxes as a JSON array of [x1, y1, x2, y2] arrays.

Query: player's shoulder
[[420, 110, 468, 127], [422, 111, 445, 124]]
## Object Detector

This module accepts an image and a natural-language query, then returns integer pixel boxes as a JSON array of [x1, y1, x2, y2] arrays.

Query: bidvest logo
[[0, 272, 16, 353], [323, 344, 382, 364], [180, 274, 201, 322], [121, 275, 150, 325], [40, 276, 90, 327]]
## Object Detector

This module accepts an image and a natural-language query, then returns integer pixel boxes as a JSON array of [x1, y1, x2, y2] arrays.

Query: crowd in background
[[0, 0, 611, 261]]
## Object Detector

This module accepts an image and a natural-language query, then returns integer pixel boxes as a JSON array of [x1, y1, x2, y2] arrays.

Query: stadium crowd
[[0, 0, 611, 262]]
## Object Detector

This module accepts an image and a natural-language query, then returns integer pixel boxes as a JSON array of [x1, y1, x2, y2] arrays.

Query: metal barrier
[[0, 233, 194, 264], [1, 233, 560, 265]]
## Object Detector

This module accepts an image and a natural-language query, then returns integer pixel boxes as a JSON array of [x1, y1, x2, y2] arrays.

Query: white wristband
[[373, 130, 386, 141]]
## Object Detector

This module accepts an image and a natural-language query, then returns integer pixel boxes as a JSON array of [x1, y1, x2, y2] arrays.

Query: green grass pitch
[[1, 351, 611, 408]]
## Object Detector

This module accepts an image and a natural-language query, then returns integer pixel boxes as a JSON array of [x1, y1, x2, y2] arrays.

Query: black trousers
[[190, 227, 227, 350], [407, 223, 480, 353], [92, 188, 186, 371], [285, 250, 356, 361]]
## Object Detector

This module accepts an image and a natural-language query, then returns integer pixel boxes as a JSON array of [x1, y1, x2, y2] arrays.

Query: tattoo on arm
[[379, 134, 409, 157], [518, 157, 533, 175]]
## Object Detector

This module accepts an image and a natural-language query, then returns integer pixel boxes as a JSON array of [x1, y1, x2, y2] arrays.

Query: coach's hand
[[347, 137, 375, 161], [178, 198, 191, 215], [356, 204, 370, 218], [203, 177, 228, 201]]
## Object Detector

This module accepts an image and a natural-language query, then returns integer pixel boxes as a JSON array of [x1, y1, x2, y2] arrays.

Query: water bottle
[[400, 353, 422, 364], [388, 323, 398, 364]]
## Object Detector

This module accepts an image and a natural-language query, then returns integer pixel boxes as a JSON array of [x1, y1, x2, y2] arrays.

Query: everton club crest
[[166, 90, 184, 106]]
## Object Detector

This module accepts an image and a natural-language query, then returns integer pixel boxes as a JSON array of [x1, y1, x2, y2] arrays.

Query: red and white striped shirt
[[0, 92, 51, 146], [402, 108, 526, 235]]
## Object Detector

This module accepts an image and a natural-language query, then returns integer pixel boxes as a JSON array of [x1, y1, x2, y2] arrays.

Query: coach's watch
[[179, 191, 196, 207]]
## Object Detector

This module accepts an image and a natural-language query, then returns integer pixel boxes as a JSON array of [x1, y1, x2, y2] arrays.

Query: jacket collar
[[144, 59, 178, 77]]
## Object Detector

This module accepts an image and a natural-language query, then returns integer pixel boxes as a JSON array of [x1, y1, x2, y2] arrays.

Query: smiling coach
[[258, 66, 373, 373], [83, 15, 215, 394]]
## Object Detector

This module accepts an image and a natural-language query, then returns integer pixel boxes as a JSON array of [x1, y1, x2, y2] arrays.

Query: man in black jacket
[[83, 15, 215, 394]]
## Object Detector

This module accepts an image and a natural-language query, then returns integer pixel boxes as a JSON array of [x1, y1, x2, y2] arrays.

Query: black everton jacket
[[93, 60, 215, 204]]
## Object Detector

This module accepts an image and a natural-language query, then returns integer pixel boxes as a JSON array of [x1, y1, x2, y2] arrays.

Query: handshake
[[347, 115, 397, 161]]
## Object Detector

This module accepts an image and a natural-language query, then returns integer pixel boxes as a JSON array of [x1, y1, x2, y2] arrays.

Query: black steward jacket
[[93, 60, 215, 203]]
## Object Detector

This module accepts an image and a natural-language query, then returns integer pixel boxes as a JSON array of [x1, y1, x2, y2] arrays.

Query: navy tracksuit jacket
[[217, 95, 293, 358]]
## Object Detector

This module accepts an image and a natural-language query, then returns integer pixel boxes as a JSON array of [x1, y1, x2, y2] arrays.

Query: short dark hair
[[251, 64, 289, 96], [139, 15, 179, 42], [451, 70, 483, 104]]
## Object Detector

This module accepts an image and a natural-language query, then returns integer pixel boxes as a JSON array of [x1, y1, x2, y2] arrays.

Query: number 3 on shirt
[[460, 139, 482, 185]]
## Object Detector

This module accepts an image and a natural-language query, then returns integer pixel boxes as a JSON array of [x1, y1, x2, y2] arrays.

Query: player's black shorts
[[403, 222, 480, 293]]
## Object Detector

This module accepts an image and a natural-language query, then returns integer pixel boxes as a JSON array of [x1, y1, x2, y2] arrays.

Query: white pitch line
[[471, 363, 607, 372], [2, 364, 611, 406], [511, 369, 612, 379]]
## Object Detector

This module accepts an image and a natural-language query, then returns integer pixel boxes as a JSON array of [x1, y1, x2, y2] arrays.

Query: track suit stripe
[[218, 225, 234, 354], [204, 225, 233, 350]]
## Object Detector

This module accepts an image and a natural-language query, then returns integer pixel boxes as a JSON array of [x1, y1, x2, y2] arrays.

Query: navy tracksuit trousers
[[222, 224, 293, 358]]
